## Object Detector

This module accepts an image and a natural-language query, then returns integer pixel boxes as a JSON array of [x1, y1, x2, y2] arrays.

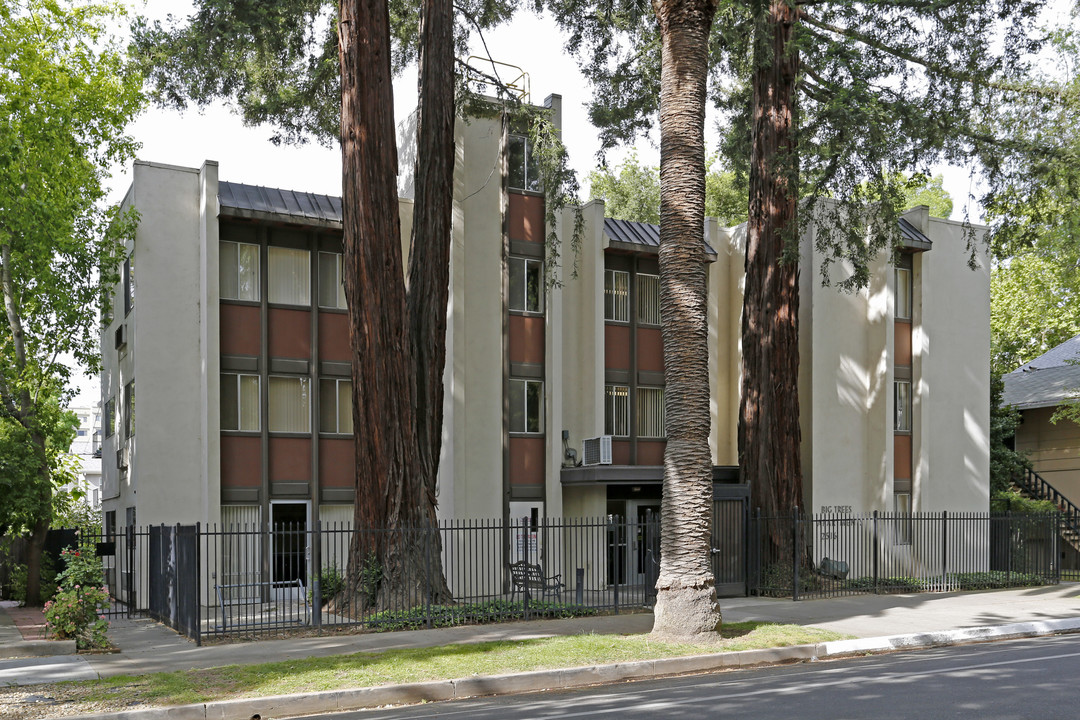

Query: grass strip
[[2, 622, 849, 717]]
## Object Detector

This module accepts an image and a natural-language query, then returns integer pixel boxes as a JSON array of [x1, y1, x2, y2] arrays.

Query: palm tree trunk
[[650, 0, 721, 638]]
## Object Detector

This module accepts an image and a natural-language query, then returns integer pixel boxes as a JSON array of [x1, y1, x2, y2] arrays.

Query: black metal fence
[[31, 508, 1064, 644], [750, 510, 1061, 600]]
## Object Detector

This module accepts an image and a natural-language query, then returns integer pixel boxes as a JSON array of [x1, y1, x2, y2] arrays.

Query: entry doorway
[[270, 502, 309, 594], [627, 500, 661, 587]]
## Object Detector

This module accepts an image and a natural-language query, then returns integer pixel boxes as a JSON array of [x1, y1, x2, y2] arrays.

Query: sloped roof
[[1003, 334, 1080, 410], [219, 181, 343, 226], [898, 217, 933, 251], [603, 218, 718, 258]]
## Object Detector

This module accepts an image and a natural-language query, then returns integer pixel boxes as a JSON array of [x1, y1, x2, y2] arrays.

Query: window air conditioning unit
[[116, 448, 128, 470], [582, 436, 613, 466], [114, 324, 128, 350]]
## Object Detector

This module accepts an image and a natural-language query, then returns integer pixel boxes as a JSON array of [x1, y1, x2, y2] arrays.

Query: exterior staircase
[[1012, 468, 1080, 554]]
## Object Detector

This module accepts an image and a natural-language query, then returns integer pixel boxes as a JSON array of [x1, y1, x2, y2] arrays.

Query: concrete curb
[[67, 619, 1080, 720], [0, 640, 78, 659]]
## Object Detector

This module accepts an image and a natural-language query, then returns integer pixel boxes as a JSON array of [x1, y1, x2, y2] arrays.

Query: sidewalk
[[2, 584, 1079, 711]]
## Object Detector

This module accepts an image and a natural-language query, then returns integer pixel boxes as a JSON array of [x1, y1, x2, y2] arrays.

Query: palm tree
[[651, 0, 722, 638]]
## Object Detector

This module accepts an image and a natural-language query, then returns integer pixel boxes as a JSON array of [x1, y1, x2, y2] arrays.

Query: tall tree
[[0, 0, 142, 605], [650, 0, 723, 638], [136, 0, 570, 609]]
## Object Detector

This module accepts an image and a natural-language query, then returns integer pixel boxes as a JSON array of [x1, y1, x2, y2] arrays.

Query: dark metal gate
[[148, 524, 201, 644]]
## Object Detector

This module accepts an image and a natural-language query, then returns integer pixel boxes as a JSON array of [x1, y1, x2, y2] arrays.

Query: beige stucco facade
[[1015, 408, 1080, 502]]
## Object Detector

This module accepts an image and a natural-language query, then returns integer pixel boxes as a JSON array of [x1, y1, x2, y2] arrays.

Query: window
[[894, 492, 912, 545], [604, 385, 630, 437], [895, 267, 912, 320], [123, 254, 135, 316], [637, 273, 660, 325], [77, 429, 87, 437], [124, 381, 135, 438], [318, 252, 347, 309], [320, 378, 353, 434], [221, 373, 260, 432], [508, 134, 541, 192], [604, 269, 630, 322], [894, 380, 912, 432], [509, 257, 543, 313], [509, 378, 543, 434], [105, 398, 115, 438], [268, 246, 310, 305], [268, 376, 310, 432], [637, 387, 665, 438], [221, 241, 260, 301]]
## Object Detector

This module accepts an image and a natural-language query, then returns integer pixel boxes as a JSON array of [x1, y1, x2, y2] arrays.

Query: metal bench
[[509, 561, 563, 602]]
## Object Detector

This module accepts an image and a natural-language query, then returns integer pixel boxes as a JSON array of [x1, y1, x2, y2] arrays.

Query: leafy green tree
[[0, 0, 142, 606], [547, 0, 1050, 539], [989, 372, 1029, 498], [904, 174, 953, 220], [991, 254, 1080, 373], [588, 154, 746, 226]]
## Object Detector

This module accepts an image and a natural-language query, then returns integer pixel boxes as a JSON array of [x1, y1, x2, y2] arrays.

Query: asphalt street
[[306, 633, 1080, 720]]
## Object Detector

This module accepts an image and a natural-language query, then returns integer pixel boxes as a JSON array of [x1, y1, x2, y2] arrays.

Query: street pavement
[[1, 584, 1078, 715]]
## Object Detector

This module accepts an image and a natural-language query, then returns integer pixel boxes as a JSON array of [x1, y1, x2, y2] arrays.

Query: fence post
[[742, 500, 750, 597], [1005, 511, 1011, 587], [312, 521, 322, 630], [609, 516, 619, 615], [873, 510, 879, 595], [195, 523, 202, 646], [792, 506, 800, 602], [425, 523, 434, 630], [941, 510, 948, 591]]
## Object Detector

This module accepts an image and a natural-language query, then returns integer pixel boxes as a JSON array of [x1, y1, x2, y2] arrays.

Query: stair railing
[[1013, 467, 1080, 539]]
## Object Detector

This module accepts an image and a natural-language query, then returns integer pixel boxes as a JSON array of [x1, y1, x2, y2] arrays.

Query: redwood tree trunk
[[740, 0, 803, 544], [650, 0, 722, 638], [336, 0, 451, 613]]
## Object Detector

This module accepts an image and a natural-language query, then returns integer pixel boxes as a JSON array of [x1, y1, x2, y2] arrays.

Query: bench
[[509, 561, 563, 602]]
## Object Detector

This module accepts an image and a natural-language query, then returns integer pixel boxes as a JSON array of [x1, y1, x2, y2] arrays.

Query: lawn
[[0, 622, 849, 719]]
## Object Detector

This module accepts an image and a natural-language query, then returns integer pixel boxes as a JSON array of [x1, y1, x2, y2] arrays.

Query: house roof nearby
[[219, 181, 343, 227], [897, 217, 933, 251], [1003, 334, 1080, 410], [603, 218, 719, 258]]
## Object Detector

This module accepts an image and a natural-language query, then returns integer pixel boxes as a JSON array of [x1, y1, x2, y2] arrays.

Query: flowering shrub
[[44, 547, 110, 650]]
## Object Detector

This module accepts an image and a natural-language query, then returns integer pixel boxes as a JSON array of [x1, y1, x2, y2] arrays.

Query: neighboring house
[[64, 403, 103, 511], [1003, 334, 1080, 503], [99, 94, 990, 594]]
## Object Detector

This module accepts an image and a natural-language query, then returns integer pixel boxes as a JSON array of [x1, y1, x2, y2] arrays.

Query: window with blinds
[[605, 269, 630, 322], [268, 247, 310, 305], [269, 376, 310, 432], [221, 241, 260, 301], [319, 378, 353, 434], [637, 387, 665, 438], [318, 252, 347, 309], [221, 373, 260, 432], [509, 378, 544, 434], [894, 380, 912, 432], [605, 385, 630, 437], [637, 273, 660, 325]]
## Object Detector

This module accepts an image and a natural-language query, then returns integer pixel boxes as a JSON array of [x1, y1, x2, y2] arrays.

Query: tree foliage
[[0, 0, 142, 605], [588, 153, 745, 225], [989, 372, 1029, 498], [991, 254, 1080, 373]]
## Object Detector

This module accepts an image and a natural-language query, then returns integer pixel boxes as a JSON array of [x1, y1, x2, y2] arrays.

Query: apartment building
[[99, 95, 990, 563]]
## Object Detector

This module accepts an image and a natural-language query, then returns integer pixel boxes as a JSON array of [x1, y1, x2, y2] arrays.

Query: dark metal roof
[[1003, 334, 1080, 410], [898, 217, 933, 251], [219, 181, 343, 226], [603, 218, 718, 257]]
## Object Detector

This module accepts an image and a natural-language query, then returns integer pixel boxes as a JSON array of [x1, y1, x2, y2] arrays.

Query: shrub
[[307, 566, 346, 606], [366, 599, 598, 631], [44, 547, 109, 649], [10, 553, 58, 604]]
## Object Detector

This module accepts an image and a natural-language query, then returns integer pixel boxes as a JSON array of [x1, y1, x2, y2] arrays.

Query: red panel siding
[[509, 436, 545, 486], [605, 324, 631, 370], [269, 437, 311, 482], [319, 437, 354, 488], [220, 435, 261, 487], [318, 312, 351, 362], [268, 308, 311, 359], [508, 193, 545, 243], [637, 441, 666, 466], [611, 440, 632, 465], [894, 434, 912, 480], [509, 315, 545, 364], [636, 327, 664, 372], [895, 320, 912, 367], [220, 304, 261, 356]]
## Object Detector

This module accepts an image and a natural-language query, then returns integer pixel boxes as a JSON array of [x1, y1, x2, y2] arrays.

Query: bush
[[10, 553, 58, 604], [366, 599, 598, 632], [307, 566, 346, 606], [44, 547, 109, 650]]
